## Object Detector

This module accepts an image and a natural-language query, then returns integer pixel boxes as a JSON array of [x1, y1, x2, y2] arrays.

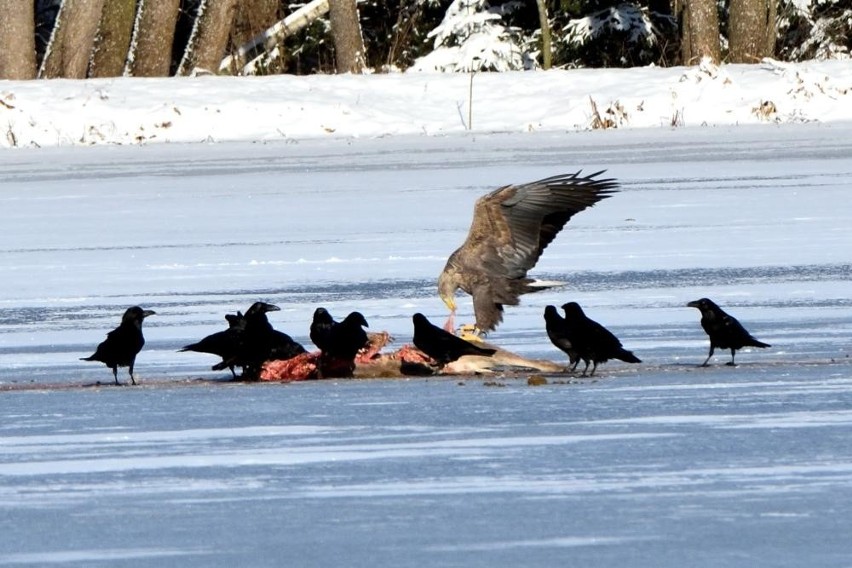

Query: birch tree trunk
[[90, 0, 137, 77], [328, 0, 365, 73], [178, 0, 240, 75], [128, 0, 180, 76], [40, 0, 107, 78], [0, 0, 37, 79]]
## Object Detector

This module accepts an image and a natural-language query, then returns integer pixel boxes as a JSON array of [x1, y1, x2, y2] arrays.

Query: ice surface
[[1, 125, 851, 566]]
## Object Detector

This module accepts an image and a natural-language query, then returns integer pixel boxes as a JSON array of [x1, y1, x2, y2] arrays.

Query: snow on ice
[[0, 59, 850, 147]]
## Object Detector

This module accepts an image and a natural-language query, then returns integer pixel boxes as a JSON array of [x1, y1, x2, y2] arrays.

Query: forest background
[[0, 0, 849, 81]]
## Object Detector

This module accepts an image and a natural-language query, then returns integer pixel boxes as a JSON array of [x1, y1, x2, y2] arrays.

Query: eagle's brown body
[[438, 171, 618, 333]]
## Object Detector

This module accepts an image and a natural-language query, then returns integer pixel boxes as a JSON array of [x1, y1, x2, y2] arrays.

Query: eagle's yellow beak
[[441, 295, 457, 312]]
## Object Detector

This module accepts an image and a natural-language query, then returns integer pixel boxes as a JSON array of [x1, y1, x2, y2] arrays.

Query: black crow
[[412, 313, 496, 368], [179, 311, 246, 379], [311, 308, 370, 377], [543, 305, 580, 370], [235, 301, 306, 379], [687, 298, 770, 366], [309, 307, 336, 352], [311, 308, 370, 359], [81, 306, 155, 385], [325, 311, 370, 361], [561, 302, 641, 376]]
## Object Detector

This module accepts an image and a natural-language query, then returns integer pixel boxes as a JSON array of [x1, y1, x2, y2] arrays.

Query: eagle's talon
[[457, 324, 485, 342]]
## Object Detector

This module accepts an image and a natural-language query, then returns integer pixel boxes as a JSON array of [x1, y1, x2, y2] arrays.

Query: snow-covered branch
[[220, 0, 330, 74]]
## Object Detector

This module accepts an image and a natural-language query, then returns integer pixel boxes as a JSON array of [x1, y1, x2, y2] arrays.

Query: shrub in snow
[[777, 0, 852, 61], [556, 1, 677, 67], [410, 0, 535, 72]]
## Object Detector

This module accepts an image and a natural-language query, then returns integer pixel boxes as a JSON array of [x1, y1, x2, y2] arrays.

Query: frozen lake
[[1, 124, 851, 566]]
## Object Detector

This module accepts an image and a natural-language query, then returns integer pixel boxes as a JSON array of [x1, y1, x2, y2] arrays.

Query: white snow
[[0, 59, 850, 147]]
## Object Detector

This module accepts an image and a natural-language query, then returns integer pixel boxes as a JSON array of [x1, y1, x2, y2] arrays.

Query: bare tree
[[764, 0, 776, 56], [128, 0, 180, 76], [90, 0, 137, 77], [178, 0, 240, 75], [231, 0, 278, 49], [0, 0, 37, 79], [729, 0, 775, 62], [227, 0, 279, 73], [328, 0, 365, 73], [220, 0, 329, 74], [676, 0, 721, 64], [40, 0, 107, 78], [535, 0, 552, 69]]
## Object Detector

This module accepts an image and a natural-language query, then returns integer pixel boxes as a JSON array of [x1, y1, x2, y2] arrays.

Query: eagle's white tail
[[529, 279, 564, 290]]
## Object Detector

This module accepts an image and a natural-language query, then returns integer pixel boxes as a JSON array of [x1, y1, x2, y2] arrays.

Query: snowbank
[[1, 59, 850, 148]]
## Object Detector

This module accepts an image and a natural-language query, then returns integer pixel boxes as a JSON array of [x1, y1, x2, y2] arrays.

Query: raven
[[543, 305, 580, 370], [311, 308, 370, 377], [179, 311, 246, 379], [248, 301, 306, 375], [81, 306, 155, 385], [228, 302, 306, 379], [309, 307, 336, 352], [412, 313, 496, 368], [560, 302, 641, 376], [687, 298, 770, 366], [326, 311, 370, 361]]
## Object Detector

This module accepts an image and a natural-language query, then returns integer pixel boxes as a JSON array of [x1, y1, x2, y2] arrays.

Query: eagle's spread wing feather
[[498, 171, 617, 276]]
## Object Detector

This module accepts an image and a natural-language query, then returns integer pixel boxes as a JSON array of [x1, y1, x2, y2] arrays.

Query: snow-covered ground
[[1, 59, 851, 148], [1, 67, 852, 565]]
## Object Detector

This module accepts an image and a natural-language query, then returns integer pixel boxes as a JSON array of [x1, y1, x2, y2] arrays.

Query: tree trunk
[[0, 0, 37, 79], [90, 0, 137, 77], [328, 0, 365, 73], [728, 0, 768, 63], [729, 0, 775, 62], [231, 0, 278, 49], [220, 0, 329, 74], [671, 0, 689, 64], [535, 0, 551, 70], [40, 0, 107, 78], [128, 0, 180, 76], [765, 0, 776, 56], [682, 0, 721, 64], [177, 0, 239, 75]]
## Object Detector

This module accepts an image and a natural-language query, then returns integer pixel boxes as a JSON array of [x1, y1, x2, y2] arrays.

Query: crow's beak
[[686, 301, 699, 308], [142, 310, 156, 318], [265, 304, 281, 312]]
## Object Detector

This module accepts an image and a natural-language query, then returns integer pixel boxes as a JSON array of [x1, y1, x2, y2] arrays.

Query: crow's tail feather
[[616, 349, 641, 364]]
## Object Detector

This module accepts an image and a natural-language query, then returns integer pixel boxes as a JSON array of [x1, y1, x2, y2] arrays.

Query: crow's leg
[[700, 345, 714, 367], [726, 348, 737, 366]]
